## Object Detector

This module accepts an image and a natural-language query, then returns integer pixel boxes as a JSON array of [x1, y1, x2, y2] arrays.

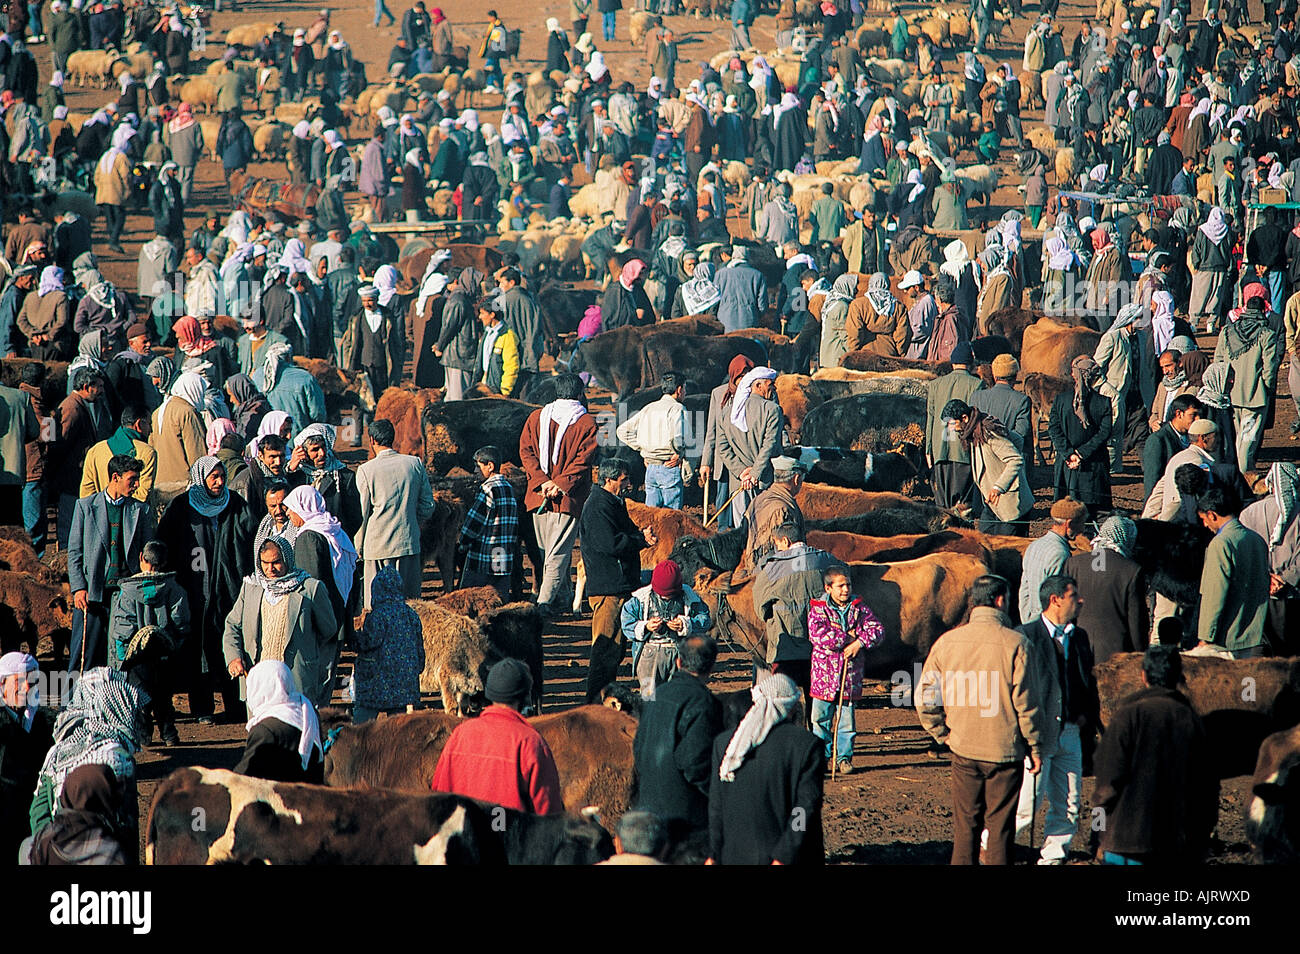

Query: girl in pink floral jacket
[[806, 568, 884, 772]]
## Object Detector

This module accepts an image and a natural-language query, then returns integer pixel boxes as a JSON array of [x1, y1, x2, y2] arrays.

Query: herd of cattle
[[8, 235, 1300, 861]]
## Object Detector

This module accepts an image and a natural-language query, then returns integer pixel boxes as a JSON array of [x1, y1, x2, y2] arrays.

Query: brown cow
[[0, 569, 72, 655], [775, 375, 829, 442], [703, 551, 988, 676], [1096, 654, 1300, 778], [396, 243, 504, 290], [798, 483, 947, 523], [421, 397, 538, 474], [983, 307, 1093, 353], [1248, 724, 1300, 862], [324, 706, 638, 821], [434, 585, 504, 619], [841, 350, 953, 376], [807, 529, 993, 565], [376, 386, 442, 459], [1021, 317, 1102, 379], [411, 600, 490, 715]]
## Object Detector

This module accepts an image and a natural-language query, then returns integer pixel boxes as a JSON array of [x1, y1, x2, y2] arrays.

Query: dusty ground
[[26, 0, 1280, 863]]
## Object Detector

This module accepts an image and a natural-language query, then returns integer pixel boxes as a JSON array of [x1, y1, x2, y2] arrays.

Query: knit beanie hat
[[651, 560, 683, 599], [485, 658, 533, 705]]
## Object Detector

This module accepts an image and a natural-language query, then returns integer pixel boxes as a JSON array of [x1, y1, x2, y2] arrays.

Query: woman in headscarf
[[707, 672, 823, 865], [1083, 226, 1126, 323], [223, 534, 339, 708], [151, 370, 209, 483], [173, 315, 235, 388], [287, 423, 362, 536], [976, 242, 1014, 336], [65, 328, 107, 397], [27, 668, 147, 847], [26, 764, 131, 865], [1191, 207, 1233, 333], [157, 456, 256, 722], [675, 260, 721, 318], [232, 660, 324, 784], [818, 273, 858, 370], [1241, 463, 1300, 655], [283, 485, 357, 652], [846, 271, 909, 356], [941, 397, 1026, 535], [224, 373, 272, 445], [1048, 354, 1114, 509], [546, 16, 570, 72], [601, 258, 654, 330], [891, 167, 927, 233], [1040, 231, 1081, 312], [93, 123, 133, 252], [16, 264, 71, 360], [205, 418, 237, 457]]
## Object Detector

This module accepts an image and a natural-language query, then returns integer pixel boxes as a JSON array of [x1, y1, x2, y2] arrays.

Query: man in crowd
[[356, 418, 435, 606]]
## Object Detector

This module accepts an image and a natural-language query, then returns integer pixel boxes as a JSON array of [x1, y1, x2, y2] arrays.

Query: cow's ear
[[1254, 781, 1286, 805]]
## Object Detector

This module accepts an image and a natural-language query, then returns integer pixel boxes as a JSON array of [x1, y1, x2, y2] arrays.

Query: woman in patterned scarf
[[1241, 463, 1300, 654], [1047, 355, 1114, 510], [224, 535, 340, 708], [28, 668, 148, 845]]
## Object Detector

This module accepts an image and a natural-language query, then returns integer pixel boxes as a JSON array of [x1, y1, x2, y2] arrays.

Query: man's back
[[926, 369, 981, 462], [1198, 517, 1269, 653], [708, 721, 824, 865], [357, 448, 433, 559], [1018, 531, 1072, 622], [969, 383, 1031, 450], [431, 704, 564, 815], [633, 672, 721, 829], [1065, 550, 1146, 663], [1093, 686, 1216, 860]]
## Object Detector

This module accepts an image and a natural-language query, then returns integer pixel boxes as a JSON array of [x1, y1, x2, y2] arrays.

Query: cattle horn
[[580, 805, 604, 824]]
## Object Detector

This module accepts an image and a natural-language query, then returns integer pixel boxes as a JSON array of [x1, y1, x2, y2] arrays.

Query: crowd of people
[[1, 0, 1299, 866]]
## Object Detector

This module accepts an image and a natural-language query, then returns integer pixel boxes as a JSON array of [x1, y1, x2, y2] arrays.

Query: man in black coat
[[708, 672, 824, 864], [1092, 645, 1218, 863], [1065, 515, 1148, 664], [1142, 393, 1202, 499], [632, 634, 721, 834], [578, 458, 656, 703], [1145, 131, 1184, 196], [1014, 574, 1099, 864], [0, 652, 55, 862]]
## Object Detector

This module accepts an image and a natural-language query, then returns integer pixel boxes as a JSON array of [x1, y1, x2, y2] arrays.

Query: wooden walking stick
[[829, 652, 849, 779], [702, 471, 710, 527], [703, 484, 746, 528]]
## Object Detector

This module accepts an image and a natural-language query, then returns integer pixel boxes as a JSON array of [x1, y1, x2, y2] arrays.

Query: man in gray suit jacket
[[356, 418, 435, 606], [715, 367, 784, 528], [970, 355, 1033, 453], [68, 454, 152, 670]]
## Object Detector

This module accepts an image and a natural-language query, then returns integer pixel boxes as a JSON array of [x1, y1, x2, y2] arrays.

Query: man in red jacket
[[431, 659, 564, 815]]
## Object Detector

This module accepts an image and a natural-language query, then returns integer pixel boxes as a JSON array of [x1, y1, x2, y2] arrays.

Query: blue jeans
[[710, 474, 731, 529], [644, 463, 683, 509], [373, 0, 395, 25], [484, 56, 502, 88], [23, 480, 46, 555], [1103, 852, 1144, 865], [811, 697, 855, 762], [1267, 269, 1287, 312], [602, 9, 616, 40]]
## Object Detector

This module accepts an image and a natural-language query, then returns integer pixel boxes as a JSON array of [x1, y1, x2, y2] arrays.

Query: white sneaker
[[483, 85, 501, 95]]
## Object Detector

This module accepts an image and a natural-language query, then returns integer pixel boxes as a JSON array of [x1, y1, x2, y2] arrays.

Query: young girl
[[807, 567, 884, 775]]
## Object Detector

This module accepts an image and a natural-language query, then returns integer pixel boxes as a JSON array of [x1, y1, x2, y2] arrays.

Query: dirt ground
[[27, 0, 1280, 863]]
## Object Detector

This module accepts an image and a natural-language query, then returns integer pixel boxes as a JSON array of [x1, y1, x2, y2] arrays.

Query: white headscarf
[[96, 123, 134, 175], [245, 660, 322, 770], [0, 651, 39, 731], [283, 486, 358, 602], [373, 264, 399, 307], [1200, 207, 1228, 244], [718, 673, 801, 782], [729, 366, 778, 433], [586, 51, 607, 80], [159, 370, 208, 421], [538, 399, 589, 474]]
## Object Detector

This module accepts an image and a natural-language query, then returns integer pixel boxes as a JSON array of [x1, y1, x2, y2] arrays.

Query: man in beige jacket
[[916, 574, 1045, 865]]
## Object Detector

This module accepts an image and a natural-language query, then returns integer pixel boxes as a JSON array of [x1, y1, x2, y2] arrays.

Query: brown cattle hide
[[1096, 654, 1300, 778], [410, 600, 490, 715], [798, 484, 943, 524], [806, 529, 993, 565], [0, 569, 71, 656], [625, 500, 713, 568], [323, 706, 638, 822], [775, 374, 828, 442], [376, 386, 442, 459], [1249, 724, 1300, 862], [1021, 372, 1072, 465], [421, 397, 538, 474], [841, 350, 952, 376], [1021, 317, 1102, 379]]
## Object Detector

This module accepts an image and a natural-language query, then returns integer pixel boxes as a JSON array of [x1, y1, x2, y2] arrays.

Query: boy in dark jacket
[[578, 458, 656, 702], [110, 541, 190, 745]]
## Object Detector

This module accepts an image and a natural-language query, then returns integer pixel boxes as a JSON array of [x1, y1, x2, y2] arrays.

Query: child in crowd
[[806, 566, 883, 775], [110, 541, 190, 746]]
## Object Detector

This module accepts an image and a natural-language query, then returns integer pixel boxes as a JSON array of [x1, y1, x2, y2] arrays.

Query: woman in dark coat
[[1048, 354, 1114, 510], [772, 94, 806, 173], [601, 258, 654, 329], [545, 18, 570, 72], [155, 456, 256, 721]]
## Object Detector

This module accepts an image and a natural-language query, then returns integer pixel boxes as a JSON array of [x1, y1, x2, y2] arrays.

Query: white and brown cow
[[1249, 725, 1300, 863]]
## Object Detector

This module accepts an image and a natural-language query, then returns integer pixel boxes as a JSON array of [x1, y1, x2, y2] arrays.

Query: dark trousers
[[931, 460, 975, 510], [1266, 597, 1300, 656], [586, 594, 627, 704], [68, 600, 110, 672], [99, 203, 125, 244], [187, 615, 243, 719], [980, 517, 1025, 536], [950, 754, 1023, 865]]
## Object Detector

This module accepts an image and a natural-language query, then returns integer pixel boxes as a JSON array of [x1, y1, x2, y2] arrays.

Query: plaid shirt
[[458, 474, 519, 576]]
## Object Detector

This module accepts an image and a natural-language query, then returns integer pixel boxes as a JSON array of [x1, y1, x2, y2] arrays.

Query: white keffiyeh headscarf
[[729, 366, 778, 433], [718, 673, 801, 782], [245, 660, 322, 770], [538, 399, 588, 475]]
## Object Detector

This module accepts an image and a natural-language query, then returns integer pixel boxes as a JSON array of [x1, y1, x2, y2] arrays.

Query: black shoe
[[159, 723, 180, 746], [196, 715, 215, 726]]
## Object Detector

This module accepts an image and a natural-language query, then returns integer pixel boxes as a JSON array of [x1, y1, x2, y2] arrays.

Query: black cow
[[798, 393, 927, 457], [421, 397, 539, 474]]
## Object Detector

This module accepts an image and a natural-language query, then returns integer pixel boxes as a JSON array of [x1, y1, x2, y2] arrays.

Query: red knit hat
[[651, 560, 683, 599]]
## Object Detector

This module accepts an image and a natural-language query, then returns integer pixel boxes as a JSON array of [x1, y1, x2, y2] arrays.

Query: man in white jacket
[[615, 372, 693, 509]]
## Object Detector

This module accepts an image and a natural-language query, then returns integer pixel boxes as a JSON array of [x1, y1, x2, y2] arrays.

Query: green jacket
[[1197, 518, 1269, 653], [925, 369, 983, 464], [809, 195, 846, 244]]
